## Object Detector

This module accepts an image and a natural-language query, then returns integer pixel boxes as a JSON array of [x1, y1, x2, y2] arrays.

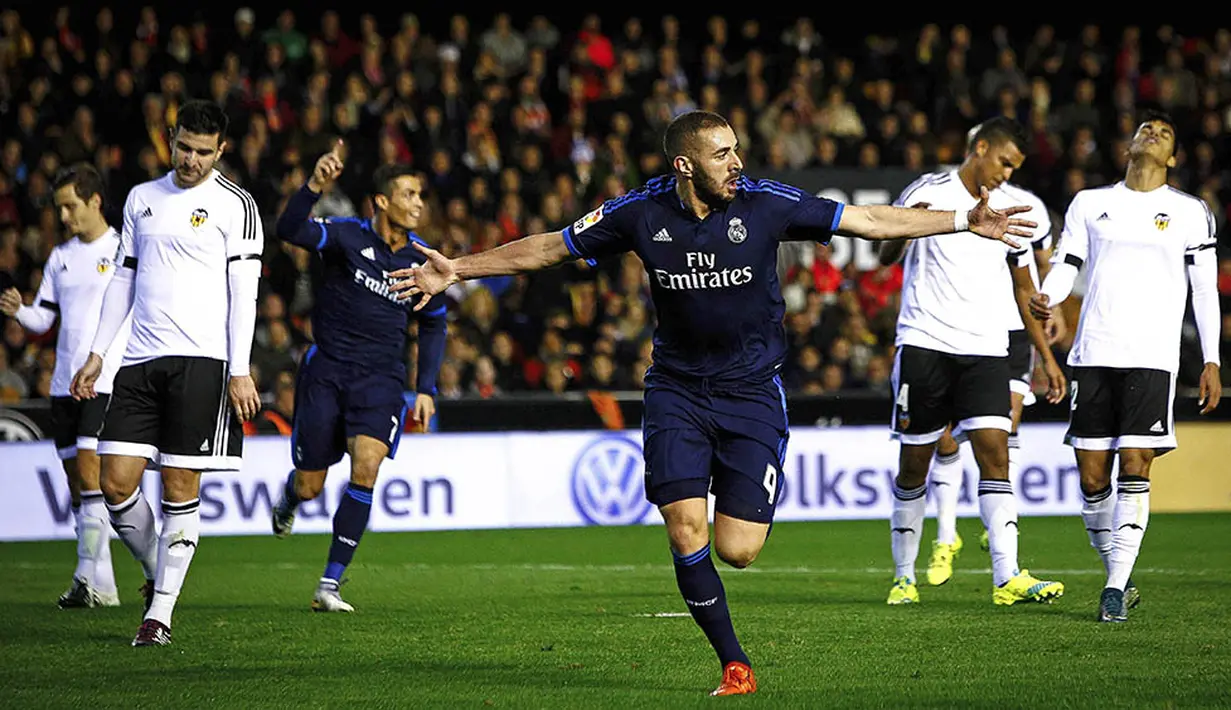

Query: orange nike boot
[[710, 661, 757, 696]]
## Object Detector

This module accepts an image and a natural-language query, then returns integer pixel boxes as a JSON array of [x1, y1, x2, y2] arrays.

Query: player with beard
[[384, 110, 1036, 696]]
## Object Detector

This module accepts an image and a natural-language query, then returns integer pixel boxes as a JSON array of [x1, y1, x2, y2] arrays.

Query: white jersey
[[999, 182, 1053, 331], [24, 229, 130, 395], [1053, 181, 1216, 373], [892, 170, 1037, 357], [116, 170, 263, 366]]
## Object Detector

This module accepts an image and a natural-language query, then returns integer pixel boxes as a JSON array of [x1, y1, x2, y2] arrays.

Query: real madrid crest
[[1154, 212, 1170, 230], [727, 216, 747, 244], [96, 256, 112, 274], [191, 208, 209, 228]]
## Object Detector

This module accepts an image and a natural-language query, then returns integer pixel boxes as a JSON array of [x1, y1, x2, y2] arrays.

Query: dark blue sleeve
[[414, 297, 448, 396], [560, 196, 642, 263], [744, 179, 844, 244], [276, 185, 333, 251]]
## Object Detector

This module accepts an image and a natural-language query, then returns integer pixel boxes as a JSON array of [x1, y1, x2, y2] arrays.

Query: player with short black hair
[[72, 98, 264, 646], [1, 163, 126, 608], [1030, 109, 1222, 622], [878, 117, 1068, 607], [386, 110, 1034, 696], [270, 142, 447, 613]]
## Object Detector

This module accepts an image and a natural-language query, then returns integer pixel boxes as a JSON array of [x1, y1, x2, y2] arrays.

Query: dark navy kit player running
[[270, 141, 447, 612], [388, 110, 1035, 696]]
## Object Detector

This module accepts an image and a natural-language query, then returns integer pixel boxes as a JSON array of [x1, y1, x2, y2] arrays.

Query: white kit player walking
[[72, 100, 264, 646], [1030, 110, 1222, 622], [881, 117, 1068, 606], [1, 164, 130, 608]]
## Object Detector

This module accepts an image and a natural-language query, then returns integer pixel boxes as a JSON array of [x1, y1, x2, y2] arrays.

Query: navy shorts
[[290, 346, 408, 471], [641, 369, 789, 524]]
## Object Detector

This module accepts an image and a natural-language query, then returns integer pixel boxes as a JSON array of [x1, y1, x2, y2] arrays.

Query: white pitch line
[[7, 561, 1209, 576]]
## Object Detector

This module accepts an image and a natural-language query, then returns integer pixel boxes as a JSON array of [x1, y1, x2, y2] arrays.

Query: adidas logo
[[1149, 420, 1164, 433], [139, 207, 153, 219], [361, 246, 376, 260], [1097, 212, 1110, 221], [199, 439, 209, 452], [652, 228, 672, 242]]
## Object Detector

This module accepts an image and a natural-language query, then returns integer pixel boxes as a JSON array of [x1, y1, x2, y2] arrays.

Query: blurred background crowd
[[1, 8, 1229, 418]]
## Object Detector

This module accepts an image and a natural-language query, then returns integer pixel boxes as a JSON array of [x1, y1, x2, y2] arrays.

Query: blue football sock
[[323, 483, 373, 583], [282, 470, 301, 509], [673, 543, 750, 667]]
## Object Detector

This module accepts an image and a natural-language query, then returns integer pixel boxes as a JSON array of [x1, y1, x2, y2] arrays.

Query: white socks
[[1080, 484, 1114, 574], [147, 499, 201, 627], [1107, 477, 1150, 591], [978, 479, 1019, 586], [891, 482, 928, 581], [78, 490, 116, 595], [929, 451, 962, 545], [106, 488, 158, 581]]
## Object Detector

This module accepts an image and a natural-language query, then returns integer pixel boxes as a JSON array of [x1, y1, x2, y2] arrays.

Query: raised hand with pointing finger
[[308, 140, 345, 195]]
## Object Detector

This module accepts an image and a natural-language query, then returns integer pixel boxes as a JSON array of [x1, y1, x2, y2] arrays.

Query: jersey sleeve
[[33, 249, 60, 311], [225, 186, 265, 263], [1185, 198, 1218, 262], [115, 192, 138, 270], [1053, 193, 1089, 269], [560, 197, 641, 262]]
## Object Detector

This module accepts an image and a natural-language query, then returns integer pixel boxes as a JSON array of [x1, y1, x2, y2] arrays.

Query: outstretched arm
[[454, 231, 575, 280], [837, 187, 1034, 246]]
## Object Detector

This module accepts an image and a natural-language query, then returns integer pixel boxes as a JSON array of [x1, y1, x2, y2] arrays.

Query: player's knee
[[99, 472, 138, 505], [349, 460, 381, 488], [714, 540, 761, 569], [666, 517, 709, 556], [1118, 454, 1154, 479], [294, 470, 327, 500], [897, 446, 932, 488]]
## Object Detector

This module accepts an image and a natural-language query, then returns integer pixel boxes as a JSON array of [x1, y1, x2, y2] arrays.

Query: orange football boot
[[710, 661, 757, 696]]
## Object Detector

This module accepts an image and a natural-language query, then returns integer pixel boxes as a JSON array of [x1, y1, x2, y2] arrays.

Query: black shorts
[[1066, 366, 1176, 454], [49, 394, 111, 460], [1006, 329, 1037, 405], [98, 356, 243, 470], [890, 345, 1012, 445]]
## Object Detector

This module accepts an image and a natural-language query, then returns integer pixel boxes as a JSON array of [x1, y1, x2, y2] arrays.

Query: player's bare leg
[[1097, 448, 1153, 622], [133, 466, 202, 646], [272, 467, 329, 538], [926, 426, 963, 585], [887, 440, 934, 603], [312, 435, 385, 613], [967, 428, 1063, 604], [59, 450, 119, 608], [100, 453, 158, 615], [662, 498, 756, 696]]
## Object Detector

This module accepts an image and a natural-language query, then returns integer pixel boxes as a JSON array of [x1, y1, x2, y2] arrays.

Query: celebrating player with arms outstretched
[[386, 110, 1033, 696]]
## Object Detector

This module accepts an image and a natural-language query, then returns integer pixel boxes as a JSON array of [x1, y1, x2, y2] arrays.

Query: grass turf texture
[[1, 514, 1228, 708]]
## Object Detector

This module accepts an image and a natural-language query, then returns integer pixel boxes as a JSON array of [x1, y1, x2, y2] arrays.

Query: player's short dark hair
[[662, 110, 731, 161], [51, 162, 106, 210], [969, 117, 1028, 155], [372, 163, 419, 197], [175, 99, 229, 141], [1137, 108, 1178, 155]]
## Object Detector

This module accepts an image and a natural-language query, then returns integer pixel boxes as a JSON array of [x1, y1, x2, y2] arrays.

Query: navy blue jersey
[[276, 186, 447, 394], [562, 175, 844, 385]]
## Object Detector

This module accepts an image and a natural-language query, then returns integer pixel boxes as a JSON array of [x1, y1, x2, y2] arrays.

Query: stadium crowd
[[1, 9, 1230, 413]]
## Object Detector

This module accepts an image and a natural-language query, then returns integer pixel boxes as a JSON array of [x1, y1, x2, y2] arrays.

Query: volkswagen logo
[[570, 435, 652, 525]]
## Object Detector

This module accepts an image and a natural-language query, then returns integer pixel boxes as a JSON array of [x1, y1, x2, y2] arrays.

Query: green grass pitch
[[2, 514, 1228, 708]]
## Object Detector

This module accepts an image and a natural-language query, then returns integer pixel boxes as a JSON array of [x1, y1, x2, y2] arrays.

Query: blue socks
[[323, 483, 373, 584], [673, 543, 750, 667]]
